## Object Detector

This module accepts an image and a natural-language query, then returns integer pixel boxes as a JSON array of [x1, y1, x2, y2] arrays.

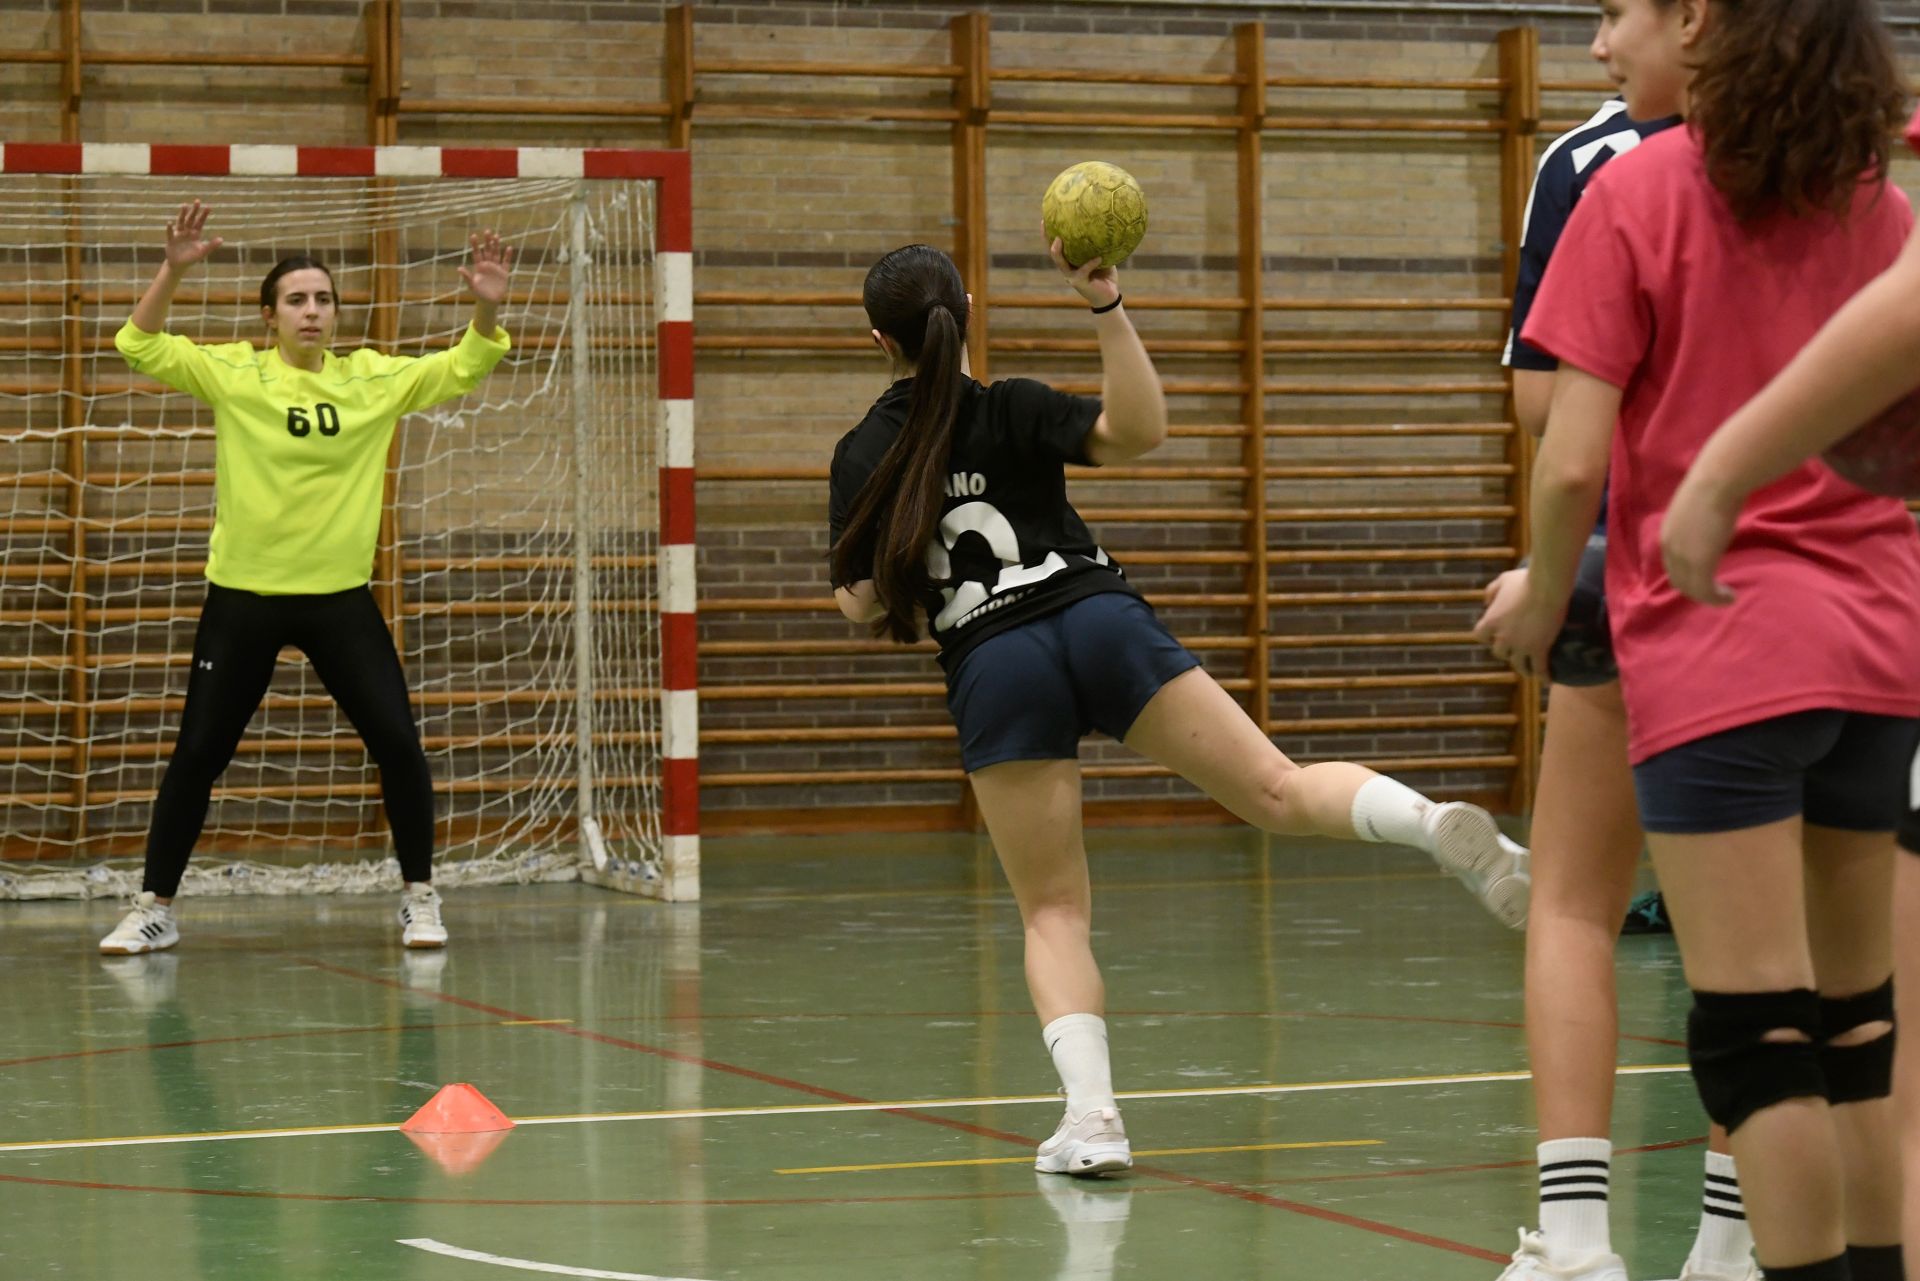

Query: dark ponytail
[[831, 245, 969, 644], [1680, 0, 1907, 222]]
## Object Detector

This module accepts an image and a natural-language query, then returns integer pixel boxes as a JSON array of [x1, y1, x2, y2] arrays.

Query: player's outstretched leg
[[1122, 667, 1529, 928]]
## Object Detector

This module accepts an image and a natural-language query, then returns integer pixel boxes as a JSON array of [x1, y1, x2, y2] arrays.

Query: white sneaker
[[1495, 1230, 1628, 1281], [99, 891, 179, 955], [1663, 1255, 1760, 1281], [399, 884, 448, 949], [1034, 1106, 1132, 1178], [1423, 802, 1531, 930]]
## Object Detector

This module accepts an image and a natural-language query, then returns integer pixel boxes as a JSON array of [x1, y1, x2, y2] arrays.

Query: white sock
[[1538, 1137, 1612, 1262], [1691, 1151, 1752, 1269], [1043, 1013, 1116, 1118], [1348, 775, 1433, 848]]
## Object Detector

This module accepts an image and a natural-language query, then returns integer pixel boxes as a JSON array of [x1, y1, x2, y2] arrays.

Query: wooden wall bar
[[0, 2, 1559, 840]]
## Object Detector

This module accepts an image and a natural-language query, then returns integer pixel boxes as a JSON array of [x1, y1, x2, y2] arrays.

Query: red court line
[[0, 1137, 1712, 1212], [296, 956, 1510, 1263], [1243, 1134, 1707, 1191], [0, 1001, 1683, 1071], [0, 1171, 1136, 1209], [1132, 1162, 1505, 1262], [0, 1019, 503, 1070], [294, 958, 871, 1105]]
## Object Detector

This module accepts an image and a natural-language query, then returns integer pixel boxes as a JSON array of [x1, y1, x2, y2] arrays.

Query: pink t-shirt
[[1524, 128, 1920, 763]]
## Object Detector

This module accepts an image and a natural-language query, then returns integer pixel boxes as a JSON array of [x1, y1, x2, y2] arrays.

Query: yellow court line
[[777, 1137, 1383, 1175], [0, 1064, 1689, 1155], [499, 1019, 575, 1026]]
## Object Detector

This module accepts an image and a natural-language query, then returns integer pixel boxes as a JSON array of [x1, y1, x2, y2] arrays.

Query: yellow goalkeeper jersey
[[115, 320, 511, 595]]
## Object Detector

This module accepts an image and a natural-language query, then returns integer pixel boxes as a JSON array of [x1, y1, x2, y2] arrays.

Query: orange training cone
[[401, 1083, 516, 1135]]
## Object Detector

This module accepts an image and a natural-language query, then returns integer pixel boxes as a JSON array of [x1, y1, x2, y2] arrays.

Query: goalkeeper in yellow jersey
[[98, 199, 513, 955]]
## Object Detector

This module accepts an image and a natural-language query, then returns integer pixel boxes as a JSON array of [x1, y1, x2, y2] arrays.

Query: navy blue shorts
[[1633, 709, 1920, 836], [1522, 535, 1615, 687], [945, 592, 1201, 773], [1900, 742, 1920, 855], [1547, 534, 1615, 688]]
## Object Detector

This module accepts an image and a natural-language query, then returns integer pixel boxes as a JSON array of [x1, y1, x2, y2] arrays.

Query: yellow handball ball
[[1041, 160, 1148, 269]]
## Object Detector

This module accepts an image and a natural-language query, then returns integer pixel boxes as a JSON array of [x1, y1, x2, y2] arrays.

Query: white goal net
[[0, 156, 689, 901]]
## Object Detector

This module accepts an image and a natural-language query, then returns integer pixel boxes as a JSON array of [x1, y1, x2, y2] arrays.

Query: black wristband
[[1090, 294, 1123, 315]]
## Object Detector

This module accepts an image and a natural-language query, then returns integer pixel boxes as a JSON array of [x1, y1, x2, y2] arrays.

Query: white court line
[[0, 1064, 1688, 1155], [398, 1237, 707, 1280]]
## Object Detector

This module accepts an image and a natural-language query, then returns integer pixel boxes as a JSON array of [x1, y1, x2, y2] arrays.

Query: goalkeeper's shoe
[[99, 891, 179, 955]]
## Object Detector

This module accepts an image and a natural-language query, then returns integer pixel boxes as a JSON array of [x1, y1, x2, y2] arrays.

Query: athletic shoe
[[1422, 801, 1531, 931], [1660, 1255, 1759, 1281], [1495, 1230, 1628, 1281], [398, 884, 448, 949], [1621, 889, 1672, 935], [98, 891, 179, 955], [1034, 1106, 1132, 1177]]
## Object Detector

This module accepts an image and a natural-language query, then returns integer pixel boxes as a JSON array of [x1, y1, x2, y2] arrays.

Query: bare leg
[[968, 758, 1132, 1174], [1897, 853, 1920, 1274], [1650, 819, 1845, 1270], [1120, 667, 1404, 837], [1121, 667, 1526, 927], [1803, 824, 1902, 1250], [968, 758, 1100, 1026], [1527, 680, 1643, 1141]]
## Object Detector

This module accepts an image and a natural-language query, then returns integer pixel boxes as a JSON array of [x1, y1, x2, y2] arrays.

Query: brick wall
[[5, 0, 1916, 831]]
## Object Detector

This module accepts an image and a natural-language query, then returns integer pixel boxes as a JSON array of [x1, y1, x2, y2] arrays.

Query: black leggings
[[143, 583, 434, 896]]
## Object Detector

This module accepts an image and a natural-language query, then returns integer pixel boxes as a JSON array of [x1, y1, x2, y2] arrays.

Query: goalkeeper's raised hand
[[458, 229, 514, 334], [163, 200, 223, 272], [132, 199, 223, 333]]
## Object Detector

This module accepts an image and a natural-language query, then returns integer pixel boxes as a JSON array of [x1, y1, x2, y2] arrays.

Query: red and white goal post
[[0, 144, 698, 902]]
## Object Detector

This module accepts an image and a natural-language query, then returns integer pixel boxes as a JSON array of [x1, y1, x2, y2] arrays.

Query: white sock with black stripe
[[1689, 1150, 1753, 1271], [1538, 1137, 1612, 1262]]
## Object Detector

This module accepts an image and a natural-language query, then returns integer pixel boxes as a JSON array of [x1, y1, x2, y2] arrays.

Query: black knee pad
[[1687, 988, 1826, 1133], [1820, 977, 1895, 1105]]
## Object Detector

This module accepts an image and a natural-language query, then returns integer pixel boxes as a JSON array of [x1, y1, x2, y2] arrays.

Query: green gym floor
[[1, 828, 1705, 1281]]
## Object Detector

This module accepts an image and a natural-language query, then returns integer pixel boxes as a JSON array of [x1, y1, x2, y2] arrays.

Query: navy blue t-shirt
[[1507, 99, 1680, 531], [1505, 99, 1682, 372]]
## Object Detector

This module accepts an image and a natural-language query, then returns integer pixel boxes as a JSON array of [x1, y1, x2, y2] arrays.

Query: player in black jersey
[[828, 240, 1531, 1177]]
